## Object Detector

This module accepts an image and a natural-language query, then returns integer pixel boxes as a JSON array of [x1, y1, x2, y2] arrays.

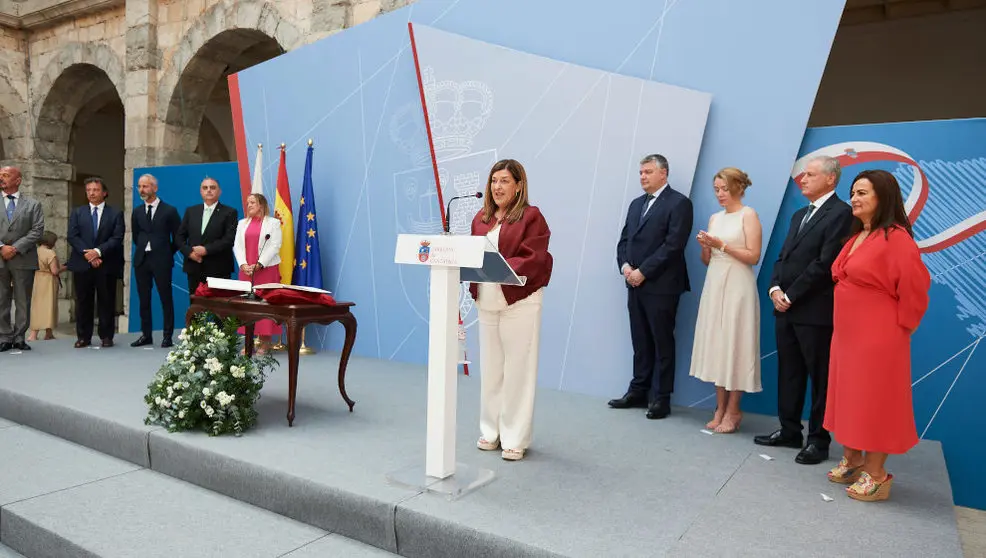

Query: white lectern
[[389, 233, 524, 499]]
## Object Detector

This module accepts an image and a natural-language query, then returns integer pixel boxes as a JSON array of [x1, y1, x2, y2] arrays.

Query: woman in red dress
[[823, 169, 930, 502], [469, 159, 553, 461], [233, 193, 283, 353]]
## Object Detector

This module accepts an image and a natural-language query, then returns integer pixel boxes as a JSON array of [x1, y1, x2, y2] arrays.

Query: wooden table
[[185, 295, 357, 426]]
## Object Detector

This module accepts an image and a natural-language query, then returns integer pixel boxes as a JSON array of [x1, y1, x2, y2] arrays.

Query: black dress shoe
[[795, 443, 829, 465], [101, 338, 114, 348], [74, 339, 91, 348], [161, 338, 173, 349], [608, 393, 649, 409], [130, 336, 153, 348], [646, 401, 671, 420], [753, 429, 803, 448], [12, 341, 30, 351], [0, 342, 12, 352]]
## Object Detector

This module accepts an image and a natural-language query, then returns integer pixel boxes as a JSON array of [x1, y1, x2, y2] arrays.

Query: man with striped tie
[[0, 166, 45, 352]]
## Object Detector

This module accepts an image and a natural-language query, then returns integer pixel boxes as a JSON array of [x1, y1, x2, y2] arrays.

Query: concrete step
[[0, 543, 25, 557], [0, 422, 395, 558]]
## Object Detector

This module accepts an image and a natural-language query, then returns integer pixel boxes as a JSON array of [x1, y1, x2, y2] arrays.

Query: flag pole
[[300, 138, 318, 357], [271, 141, 289, 353]]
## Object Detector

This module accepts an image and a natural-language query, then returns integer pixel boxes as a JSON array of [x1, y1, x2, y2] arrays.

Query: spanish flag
[[274, 146, 295, 284]]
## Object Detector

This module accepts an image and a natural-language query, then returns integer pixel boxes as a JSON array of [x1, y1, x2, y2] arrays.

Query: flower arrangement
[[144, 312, 277, 436]]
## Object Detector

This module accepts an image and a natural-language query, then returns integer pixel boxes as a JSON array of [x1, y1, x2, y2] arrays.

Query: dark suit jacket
[[67, 204, 125, 277], [769, 195, 853, 326], [617, 186, 694, 295], [468, 206, 553, 305], [176, 203, 238, 279], [132, 200, 180, 270]]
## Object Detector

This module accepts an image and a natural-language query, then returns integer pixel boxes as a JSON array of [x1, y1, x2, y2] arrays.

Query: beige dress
[[30, 245, 59, 330], [689, 206, 761, 393]]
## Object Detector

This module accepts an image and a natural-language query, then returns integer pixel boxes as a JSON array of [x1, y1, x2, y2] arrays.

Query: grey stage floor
[[0, 335, 964, 557]]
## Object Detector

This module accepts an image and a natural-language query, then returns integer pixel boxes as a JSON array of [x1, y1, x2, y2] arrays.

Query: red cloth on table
[[193, 284, 241, 298], [255, 288, 337, 307], [237, 218, 281, 335], [823, 226, 930, 454]]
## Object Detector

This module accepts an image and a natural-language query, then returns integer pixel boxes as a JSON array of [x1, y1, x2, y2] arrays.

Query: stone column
[[123, 0, 163, 333]]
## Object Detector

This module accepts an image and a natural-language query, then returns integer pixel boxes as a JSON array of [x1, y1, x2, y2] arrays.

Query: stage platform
[[0, 334, 965, 557]]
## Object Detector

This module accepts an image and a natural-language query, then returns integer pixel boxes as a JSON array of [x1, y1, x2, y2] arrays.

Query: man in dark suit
[[67, 177, 125, 348], [0, 166, 45, 352], [175, 177, 238, 294], [610, 154, 694, 420], [754, 156, 852, 465], [130, 174, 181, 349]]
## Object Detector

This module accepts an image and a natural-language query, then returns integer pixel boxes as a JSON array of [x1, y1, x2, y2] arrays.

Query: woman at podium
[[468, 159, 553, 462], [233, 193, 283, 353]]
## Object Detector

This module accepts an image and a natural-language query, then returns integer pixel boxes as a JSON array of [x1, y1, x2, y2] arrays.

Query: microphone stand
[[444, 192, 483, 235], [243, 232, 271, 301]]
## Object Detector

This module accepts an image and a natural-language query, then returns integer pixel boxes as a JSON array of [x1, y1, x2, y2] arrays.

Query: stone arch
[[159, 0, 302, 161], [32, 43, 126, 163]]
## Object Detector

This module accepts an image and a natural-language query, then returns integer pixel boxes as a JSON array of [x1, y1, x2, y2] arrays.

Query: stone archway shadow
[[158, 0, 303, 162]]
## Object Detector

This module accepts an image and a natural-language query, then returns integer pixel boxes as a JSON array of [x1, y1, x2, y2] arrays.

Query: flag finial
[[308, 138, 313, 147], [280, 143, 286, 150], [257, 143, 263, 149]]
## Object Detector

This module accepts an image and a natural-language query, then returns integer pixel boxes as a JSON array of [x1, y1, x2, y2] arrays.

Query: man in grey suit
[[0, 166, 45, 352]]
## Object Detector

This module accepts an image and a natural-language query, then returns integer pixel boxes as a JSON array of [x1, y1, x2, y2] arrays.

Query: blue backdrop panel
[[747, 118, 986, 510], [128, 162, 241, 334], [411, 25, 712, 394], [235, 0, 845, 407]]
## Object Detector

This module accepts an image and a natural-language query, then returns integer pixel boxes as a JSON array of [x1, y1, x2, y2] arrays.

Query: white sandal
[[477, 437, 499, 451], [501, 448, 525, 461]]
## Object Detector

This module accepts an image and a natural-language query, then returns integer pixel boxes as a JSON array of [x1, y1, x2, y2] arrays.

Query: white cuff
[[621, 263, 631, 274], [94, 248, 102, 257]]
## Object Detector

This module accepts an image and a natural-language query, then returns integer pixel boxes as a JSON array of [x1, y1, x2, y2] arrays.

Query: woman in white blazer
[[234, 193, 283, 352]]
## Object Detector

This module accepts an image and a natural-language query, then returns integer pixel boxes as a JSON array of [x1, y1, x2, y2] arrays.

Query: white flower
[[173, 396, 181, 404], [184, 350, 190, 357], [200, 400, 207, 409], [210, 380, 217, 386], [205, 406, 215, 417], [183, 382, 190, 388], [178, 410, 185, 419], [154, 396, 162, 405]]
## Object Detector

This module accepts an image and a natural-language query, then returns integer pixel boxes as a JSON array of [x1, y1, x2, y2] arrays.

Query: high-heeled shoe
[[846, 472, 893, 501], [827, 457, 863, 484]]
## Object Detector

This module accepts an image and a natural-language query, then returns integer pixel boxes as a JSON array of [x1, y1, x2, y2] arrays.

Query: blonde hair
[[714, 167, 752, 197], [480, 159, 530, 224], [247, 193, 270, 218]]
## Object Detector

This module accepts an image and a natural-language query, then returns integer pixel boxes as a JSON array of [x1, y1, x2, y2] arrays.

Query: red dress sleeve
[[890, 228, 931, 331], [506, 207, 553, 289]]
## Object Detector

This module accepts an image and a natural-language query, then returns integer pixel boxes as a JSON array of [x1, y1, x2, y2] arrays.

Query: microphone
[[444, 192, 483, 234], [244, 232, 272, 301]]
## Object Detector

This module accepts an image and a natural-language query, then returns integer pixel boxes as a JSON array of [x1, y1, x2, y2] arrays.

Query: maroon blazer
[[468, 205, 553, 306]]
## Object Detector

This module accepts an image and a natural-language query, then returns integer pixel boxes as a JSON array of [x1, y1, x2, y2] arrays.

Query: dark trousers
[[775, 314, 833, 448], [135, 261, 174, 339], [0, 268, 35, 343], [74, 269, 116, 341], [627, 290, 680, 404], [186, 273, 207, 297]]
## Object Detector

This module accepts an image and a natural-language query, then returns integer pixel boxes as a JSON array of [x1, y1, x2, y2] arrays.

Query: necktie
[[639, 194, 655, 225], [201, 206, 212, 235], [4, 195, 14, 221], [798, 203, 816, 234], [91, 206, 99, 234], [146, 204, 153, 222]]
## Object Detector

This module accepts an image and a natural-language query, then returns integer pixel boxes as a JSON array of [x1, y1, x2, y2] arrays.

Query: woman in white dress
[[690, 167, 763, 433]]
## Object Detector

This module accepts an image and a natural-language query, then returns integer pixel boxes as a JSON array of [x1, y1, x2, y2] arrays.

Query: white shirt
[[802, 189, 836, 226], [768, 189, 838, 302], [621, 183, 669, 274], [89, 202, 106, 257], [2, 190, 19, 212], [144, 198, 161, 251]]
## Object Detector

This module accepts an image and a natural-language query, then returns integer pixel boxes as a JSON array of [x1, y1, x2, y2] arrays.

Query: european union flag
[[292, 144, 323, 289]]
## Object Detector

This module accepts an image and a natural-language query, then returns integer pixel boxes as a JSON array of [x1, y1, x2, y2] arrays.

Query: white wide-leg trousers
[[477, 287, 543, 451]]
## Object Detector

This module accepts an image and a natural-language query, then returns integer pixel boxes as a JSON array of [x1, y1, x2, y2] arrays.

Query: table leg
[[338, 313, 357, 412], [286, 321, 302, 426], [244, 323, 255, 358]]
